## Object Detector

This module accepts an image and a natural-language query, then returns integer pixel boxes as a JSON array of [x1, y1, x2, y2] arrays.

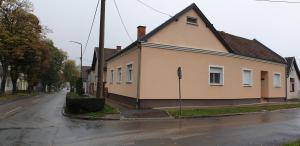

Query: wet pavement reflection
[[1, 91, 300, 146]]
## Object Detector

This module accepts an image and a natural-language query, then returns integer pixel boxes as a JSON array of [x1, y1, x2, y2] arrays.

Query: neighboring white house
[[286, 57, 300, 100], [0, 64, 28, 93], [82, 66, 91, 94]]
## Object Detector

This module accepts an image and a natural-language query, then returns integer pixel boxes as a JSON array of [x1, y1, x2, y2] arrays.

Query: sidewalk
[[106, 98, 172, 120], [0, 93, 41, 106]]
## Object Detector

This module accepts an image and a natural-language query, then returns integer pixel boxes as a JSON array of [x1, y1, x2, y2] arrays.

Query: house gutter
[[136, 42, 142, 109]]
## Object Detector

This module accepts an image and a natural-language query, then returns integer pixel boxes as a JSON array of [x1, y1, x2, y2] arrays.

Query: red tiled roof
[[219, 31, 286, 64]]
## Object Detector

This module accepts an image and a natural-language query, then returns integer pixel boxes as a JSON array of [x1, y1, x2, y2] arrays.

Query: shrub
[[76, 78, 84, 96], [66, 92, 105, 114]]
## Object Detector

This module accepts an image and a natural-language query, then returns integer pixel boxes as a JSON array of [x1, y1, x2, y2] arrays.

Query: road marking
[[5, 106, 22, 116]]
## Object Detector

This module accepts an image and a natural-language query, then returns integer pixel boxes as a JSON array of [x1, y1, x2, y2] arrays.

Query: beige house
[[286, 57, 300, 100], [105, 3, 287, 108]]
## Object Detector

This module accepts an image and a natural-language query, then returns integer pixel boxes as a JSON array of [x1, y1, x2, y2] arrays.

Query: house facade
[[105, 4, 287, 109], [87, 47, 120, 95], [286, 57, 300, 100], [82, 66, 91, 94]]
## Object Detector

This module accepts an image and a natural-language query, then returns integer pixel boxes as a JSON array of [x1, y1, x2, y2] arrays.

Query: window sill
[[116, 82, 122, 84], [186, 22, 198, 26], [126, 81, 133, 84], [243, 84, 252, 87], [209, 83, 223, 86], [274, 86, 281, 88]]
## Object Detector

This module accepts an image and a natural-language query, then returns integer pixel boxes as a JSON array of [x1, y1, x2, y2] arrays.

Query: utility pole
[[96, 0, 106, 99], [69, 41, 83, 79]]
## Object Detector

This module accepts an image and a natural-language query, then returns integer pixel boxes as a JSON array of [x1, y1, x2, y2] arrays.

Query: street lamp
[[69, 41, 83, 79]]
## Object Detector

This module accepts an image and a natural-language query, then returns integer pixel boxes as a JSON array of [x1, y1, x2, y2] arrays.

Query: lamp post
[[69, 41, 83, 79]]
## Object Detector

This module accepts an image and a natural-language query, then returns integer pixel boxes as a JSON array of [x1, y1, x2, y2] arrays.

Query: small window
[[273, 73, 281, 88], [209, 66, 224, 85], [110, 70, 114, 83], [126, 64, 133, 83], [242, 69, 253, 86], [290, 78, 295, 92], [187, 16, 198, 25], [117, 67, 122, 83]]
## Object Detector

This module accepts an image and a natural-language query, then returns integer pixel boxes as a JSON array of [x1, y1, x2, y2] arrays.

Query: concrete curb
[[61, 107, 120, 121]]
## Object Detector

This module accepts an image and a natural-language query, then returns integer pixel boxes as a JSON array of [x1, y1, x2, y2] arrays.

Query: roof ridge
[[219, 31, 253, 42], [253, 39, 286, 63]]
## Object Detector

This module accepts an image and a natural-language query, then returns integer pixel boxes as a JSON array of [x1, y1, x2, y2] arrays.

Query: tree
[[39, 39, 66, 92], [0, 0, 42, 93], [63, 60, 79, 92]]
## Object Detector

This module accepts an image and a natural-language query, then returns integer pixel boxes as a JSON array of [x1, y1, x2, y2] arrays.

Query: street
[[0, 90, 300, 146]]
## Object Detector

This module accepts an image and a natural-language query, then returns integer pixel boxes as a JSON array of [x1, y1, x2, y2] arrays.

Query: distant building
[[286, 57, 300, 100], [87, 47, 120, 95], [0, 64, 28, 93], [82, 66, 91, 94]]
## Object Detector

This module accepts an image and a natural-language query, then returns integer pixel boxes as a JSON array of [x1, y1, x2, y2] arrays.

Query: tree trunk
[[12, 79, 17, 93], [0, 64, 8, 94], [10, 65, 19, 94]]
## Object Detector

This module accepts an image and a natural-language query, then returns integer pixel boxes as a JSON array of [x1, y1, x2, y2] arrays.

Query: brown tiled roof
[[285, 57, 300, 78], [91, 48, 120, 71], [82, 66, 91, 81], [219, 31, 286, 64]]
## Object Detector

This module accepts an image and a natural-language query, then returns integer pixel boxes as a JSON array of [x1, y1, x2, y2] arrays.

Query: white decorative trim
[[242, 68, 253, 87], [208, 65, 224, 86], [141, 42, 285, 66]]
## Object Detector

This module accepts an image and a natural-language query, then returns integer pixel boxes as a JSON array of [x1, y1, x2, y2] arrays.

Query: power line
[[83, 0, 100, 56], [135, 0, 172, 17], [256, 0, 300, 3], [113, 0, 134, 42]]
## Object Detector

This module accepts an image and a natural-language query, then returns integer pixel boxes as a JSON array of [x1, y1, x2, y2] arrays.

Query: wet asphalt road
[[1, 91, 300, 146]]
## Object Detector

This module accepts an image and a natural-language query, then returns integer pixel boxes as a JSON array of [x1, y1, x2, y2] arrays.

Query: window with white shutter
[[273, 73, 281, 88], [242, 69, 253, 86]]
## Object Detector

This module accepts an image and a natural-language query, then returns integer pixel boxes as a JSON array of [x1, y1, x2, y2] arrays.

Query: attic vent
[[187, 16, 198, 25]]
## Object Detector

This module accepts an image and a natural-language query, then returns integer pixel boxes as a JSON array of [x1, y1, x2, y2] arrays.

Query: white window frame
[[242, 68, 253, 87], [273, 72, 281, 88], [208, 65, 224, 86], [126, 62, 133, 83], [117, 66, 122, 84], [110, 69, 114, 84]]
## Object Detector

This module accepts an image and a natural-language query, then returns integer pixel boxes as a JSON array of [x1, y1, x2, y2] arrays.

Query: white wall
[[287, 65, 300, 100]]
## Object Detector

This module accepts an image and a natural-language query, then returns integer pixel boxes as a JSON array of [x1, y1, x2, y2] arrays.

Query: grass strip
[[167, 103, 300, 118], [284, 139, 300, 146], [86, 104, 120, 118]]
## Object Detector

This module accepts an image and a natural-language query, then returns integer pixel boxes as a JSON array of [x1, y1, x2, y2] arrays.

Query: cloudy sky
[[30, 0, 300, 66]]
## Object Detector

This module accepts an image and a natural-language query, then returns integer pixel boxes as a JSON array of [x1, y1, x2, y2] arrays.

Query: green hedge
[[66, 92, 105, 114]]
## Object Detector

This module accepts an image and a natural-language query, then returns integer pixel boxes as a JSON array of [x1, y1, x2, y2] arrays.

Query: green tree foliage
[[0, 0, 42, 93], [63, 60, 80, 92], [0, 0, 68, 93], [39, 39, 67, 92]]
